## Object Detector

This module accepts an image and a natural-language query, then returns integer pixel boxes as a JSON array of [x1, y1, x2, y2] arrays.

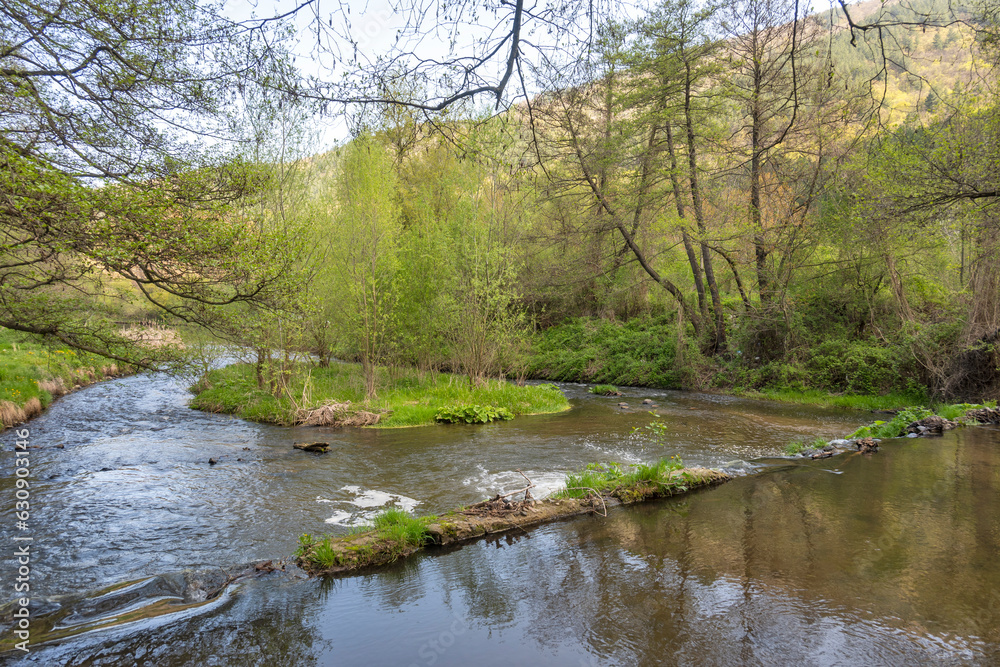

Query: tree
[[322, 134, 402, 400], [0, 0, 301, 366]]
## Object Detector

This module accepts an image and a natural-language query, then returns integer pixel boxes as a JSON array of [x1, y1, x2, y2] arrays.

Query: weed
[[632, 416, 669, 447], [848, 402, 1000, 439], [589, 384, 621, 396]]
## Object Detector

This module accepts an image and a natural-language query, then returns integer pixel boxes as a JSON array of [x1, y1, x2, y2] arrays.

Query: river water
[[1, 373, 999, 664]]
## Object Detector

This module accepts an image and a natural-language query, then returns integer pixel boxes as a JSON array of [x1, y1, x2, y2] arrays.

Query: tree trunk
[[666, 123, 709, 326], [683, 61, 726, 351]]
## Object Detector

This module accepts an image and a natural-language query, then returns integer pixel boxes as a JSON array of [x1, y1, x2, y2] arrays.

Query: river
[[1, 373, 998, 664]]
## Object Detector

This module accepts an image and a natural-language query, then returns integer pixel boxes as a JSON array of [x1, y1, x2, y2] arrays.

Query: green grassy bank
[[527, 316, 936, 410], [190, 361, 570, 427], [0, 331, 124, 428]]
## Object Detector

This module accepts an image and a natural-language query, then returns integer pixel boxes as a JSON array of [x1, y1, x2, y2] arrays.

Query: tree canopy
[[0, 0, 303, 365]]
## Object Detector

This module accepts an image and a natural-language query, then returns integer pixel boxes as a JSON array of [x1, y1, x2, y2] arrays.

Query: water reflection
[[10, 427, 1000, 665], [0, 373, 867, 599]]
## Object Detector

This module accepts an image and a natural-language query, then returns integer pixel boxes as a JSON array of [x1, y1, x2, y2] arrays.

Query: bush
[[434, 404, 514, 424], [807, 340, 911, 395], [527, 316, 682, 388]]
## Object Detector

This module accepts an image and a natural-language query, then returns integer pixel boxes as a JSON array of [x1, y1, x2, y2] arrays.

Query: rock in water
[[293, 442, 330, 453], [905, 416, 957, 435], [856, 437, 879, 453]]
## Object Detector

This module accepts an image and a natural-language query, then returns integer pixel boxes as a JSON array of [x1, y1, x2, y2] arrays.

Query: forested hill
[[275, 0, 999, 406], [818, 0, 980, 120]]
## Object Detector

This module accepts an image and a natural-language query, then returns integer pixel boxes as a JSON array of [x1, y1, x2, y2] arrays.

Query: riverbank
[[190, 362, 571, 427], [526, 317, 939, 411], [0, 331, 125, 429], [295, 461, 730, 576]]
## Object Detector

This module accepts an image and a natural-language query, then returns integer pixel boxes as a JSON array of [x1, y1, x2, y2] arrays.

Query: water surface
[[4, 374, 998, 664]]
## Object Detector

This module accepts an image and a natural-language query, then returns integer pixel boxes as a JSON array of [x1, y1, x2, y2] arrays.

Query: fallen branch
[[565, 487, 608, 517]]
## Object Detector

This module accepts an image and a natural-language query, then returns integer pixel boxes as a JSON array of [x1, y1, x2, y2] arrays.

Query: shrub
[[434, 404, 514, 424]]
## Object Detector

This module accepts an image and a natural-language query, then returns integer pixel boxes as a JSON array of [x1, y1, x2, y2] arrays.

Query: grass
[[784, 437, 828, 455], [0, 330, 123, 427], [589, 384, 621, 396], [190, 362, 570, 427], [296, 508, 433, 570], [847, 402, 997, 439], [553, 457, 693, 503], [733, 388, 927, 412]]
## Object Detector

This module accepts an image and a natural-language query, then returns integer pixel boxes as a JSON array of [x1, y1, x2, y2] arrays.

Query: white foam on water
[[323, 510, 354, 525], [461, 465, 568, 500], [320, 486, 422, 526], [341, 487, 420, 512], [581, 438, 646, 464]]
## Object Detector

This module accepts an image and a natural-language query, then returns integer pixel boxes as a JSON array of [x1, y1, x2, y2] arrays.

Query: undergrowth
[[435, 404, 514, 424]]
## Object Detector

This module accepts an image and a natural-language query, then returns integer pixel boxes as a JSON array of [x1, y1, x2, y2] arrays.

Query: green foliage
[[0, 3, 309, 368], [296, 509, 431, 570], [632, 417, 670, 447], [191, 361, 568, 427], [849, 407, 935, 439], [806, 340, 917, 396], [589, 384, 621, 395], [784, 438, 828, 455], [0, 330, 122, 416], [314, 134, 403, 400], [847, 402, 998, 439], [372, 509, 432, 547], [434, 404, 515, 424], [528, 317, 681, 388], [554, 456, 689, 500], [935, 401, 997, 420]]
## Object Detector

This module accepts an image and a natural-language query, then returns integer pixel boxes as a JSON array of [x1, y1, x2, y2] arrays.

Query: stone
[[293, 442, 330, 453], [856, 437, 879, 453], [905, 415, 958, 435]]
